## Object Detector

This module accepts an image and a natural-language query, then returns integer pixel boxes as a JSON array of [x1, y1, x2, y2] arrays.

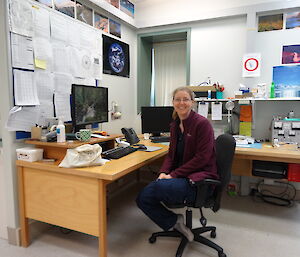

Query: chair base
[[149, 226, 226, 257]]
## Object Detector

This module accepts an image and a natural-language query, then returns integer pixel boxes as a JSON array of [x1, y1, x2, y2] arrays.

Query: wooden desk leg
[[98, 180, 108, 257], [17, 167, 30, 247]]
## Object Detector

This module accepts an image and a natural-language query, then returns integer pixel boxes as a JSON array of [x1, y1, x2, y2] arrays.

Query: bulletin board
[[6, 0, 104, 138]]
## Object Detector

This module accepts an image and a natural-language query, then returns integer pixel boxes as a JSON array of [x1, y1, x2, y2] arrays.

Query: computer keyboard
[[150, 136, 170, 143], [102, 146, 138, 159]]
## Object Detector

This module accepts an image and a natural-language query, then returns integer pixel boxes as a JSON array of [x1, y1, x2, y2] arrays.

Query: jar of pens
[[213, 82, 225, 99]]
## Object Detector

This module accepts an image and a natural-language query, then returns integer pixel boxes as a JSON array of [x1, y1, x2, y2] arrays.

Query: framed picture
[[286, 12, 300, 29], [54, 0, 75, 18], [282, 45, 300, 64], [102, 35, 130, 77], [258, 14, 283, 32], [120, 0, 134, 18], [94, 12, 109, 33], [109, 19, 121, 38]]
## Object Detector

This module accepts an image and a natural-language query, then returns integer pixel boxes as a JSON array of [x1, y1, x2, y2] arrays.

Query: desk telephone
[[121, 127, 140, 145]]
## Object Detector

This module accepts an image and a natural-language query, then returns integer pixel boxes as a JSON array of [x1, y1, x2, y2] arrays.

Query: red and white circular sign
[[244, 58, 259, 71]]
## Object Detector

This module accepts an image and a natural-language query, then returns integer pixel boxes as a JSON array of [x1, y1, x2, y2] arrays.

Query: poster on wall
[[120, 0, 134, 18], [110, 0, 120, 9], [258, 14, 283, 32], [76, 1, 93, 26], [109, 19, 121, 38], [282, 45, 300, 64], [286, 12, 300, 29], [273, 65, 300, 98], [34, 0, 53, 8], [94, 12, 109, 33], [54, 0, 75, 18], [102, 35, 130, 77], [242, 53, 261, 77]]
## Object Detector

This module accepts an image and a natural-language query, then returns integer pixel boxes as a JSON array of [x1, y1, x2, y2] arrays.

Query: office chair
[[148, 134, 236, 257]]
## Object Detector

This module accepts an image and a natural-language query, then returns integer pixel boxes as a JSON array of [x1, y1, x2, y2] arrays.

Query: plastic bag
[[59, 144, 108, 168]]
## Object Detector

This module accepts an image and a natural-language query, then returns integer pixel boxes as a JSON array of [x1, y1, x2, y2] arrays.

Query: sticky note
[[34, 59, 47, 70]]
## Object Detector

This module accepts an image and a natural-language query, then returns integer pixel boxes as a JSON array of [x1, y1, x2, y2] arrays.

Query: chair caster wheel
[[200, 217, 207, 227], [149, 236, 156, 244], [210, 230, 216, 238], [218, 252, 226, 257]]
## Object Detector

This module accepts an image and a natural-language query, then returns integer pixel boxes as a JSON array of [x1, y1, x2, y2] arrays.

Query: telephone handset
[[121, 127, 140, 145]]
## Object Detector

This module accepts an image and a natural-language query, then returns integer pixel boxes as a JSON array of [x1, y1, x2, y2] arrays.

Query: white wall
[[0, 148, 8, 239], [249, 24, 300, 88], [190, 16, 247, 98], [101, 24, 139, 134], [135, 0, 286, 28]]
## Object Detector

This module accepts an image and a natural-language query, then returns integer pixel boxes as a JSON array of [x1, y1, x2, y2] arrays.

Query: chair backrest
[[216, 133, 236, 189], [212, 133, 236, 211]]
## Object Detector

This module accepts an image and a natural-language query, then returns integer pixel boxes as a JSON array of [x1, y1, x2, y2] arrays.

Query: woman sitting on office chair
[[136, 86, 218, 242]]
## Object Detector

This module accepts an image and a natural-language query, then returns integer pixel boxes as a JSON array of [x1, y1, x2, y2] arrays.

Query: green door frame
[[137, 28, 191, 112]]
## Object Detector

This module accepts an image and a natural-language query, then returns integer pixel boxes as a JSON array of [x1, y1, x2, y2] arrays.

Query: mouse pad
[[142, 146, 162, 152]]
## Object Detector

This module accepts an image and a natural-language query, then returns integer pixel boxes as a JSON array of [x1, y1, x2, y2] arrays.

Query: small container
[[56, 118, 66, 143], [207, 90, 211, 99], [216, 91, 223, 99]]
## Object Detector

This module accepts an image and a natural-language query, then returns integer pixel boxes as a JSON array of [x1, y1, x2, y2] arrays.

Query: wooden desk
[[25, 134, 120, 163], [232, 143, 300, 176], [17, 139, 168, 257]]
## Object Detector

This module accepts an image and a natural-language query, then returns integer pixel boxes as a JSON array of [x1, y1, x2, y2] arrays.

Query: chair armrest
[[194, 178, 221, 186]]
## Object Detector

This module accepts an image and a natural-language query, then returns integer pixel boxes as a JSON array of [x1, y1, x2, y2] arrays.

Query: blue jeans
[[136, 178, 196, 231]]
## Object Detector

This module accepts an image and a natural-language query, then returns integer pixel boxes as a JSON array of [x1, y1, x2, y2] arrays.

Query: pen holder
[[31, 126, 42, 140], [216, 91, 223, 99]]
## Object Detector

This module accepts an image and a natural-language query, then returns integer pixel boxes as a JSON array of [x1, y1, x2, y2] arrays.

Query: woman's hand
[[157, 173, 172, 180]]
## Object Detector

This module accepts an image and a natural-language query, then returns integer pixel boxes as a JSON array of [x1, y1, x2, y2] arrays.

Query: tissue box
[[16, 147, 43, 162]]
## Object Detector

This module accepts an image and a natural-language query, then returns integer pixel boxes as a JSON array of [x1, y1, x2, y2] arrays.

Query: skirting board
[[7, 220, 51, 246]]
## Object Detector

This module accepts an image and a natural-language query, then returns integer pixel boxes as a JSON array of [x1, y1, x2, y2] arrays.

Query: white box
[[16, 147, 43, 162]]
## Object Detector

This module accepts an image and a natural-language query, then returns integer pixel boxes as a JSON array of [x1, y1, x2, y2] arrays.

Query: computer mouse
[[138, 145, 147, 150]]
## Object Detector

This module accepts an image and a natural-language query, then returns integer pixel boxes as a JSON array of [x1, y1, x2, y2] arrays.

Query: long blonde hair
[[172, 86, 195, 120]]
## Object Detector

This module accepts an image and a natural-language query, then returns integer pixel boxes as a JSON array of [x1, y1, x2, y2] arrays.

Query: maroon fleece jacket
[[160, 110, 218, 182]]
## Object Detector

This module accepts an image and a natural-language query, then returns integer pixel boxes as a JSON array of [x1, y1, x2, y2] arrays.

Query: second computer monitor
[[141, 106, 174, 136]]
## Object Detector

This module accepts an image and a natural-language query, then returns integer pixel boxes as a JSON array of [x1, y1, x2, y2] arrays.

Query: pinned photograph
[[109, 19, 121, 38], [120, 0, 134, 18], [258, 14, 283, 32], [273, 65, 300, 97], [35, 0, 53, 8], [54, 0, 75, 18], [110, 0, 120, 9], [282, 45, 300, 64], [286, 12, 300, 29], [76, 2, 93, 26], [94, 12, 109, 33]]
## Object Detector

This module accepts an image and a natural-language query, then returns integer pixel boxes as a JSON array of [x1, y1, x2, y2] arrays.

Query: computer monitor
[[71, 84, 108, 131], [141, 106, 174, 136]]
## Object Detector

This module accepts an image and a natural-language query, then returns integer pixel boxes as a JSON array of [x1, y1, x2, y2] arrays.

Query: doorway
[[137, 29, 191, 111]]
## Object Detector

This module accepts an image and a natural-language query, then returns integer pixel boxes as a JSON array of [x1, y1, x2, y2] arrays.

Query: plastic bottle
[[56, 118, 66, 143], [270, 82, 275, 98]]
